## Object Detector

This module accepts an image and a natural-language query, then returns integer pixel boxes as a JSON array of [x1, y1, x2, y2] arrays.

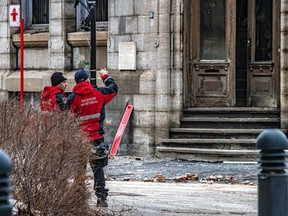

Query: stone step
[[156, 146, 259, 162], [160, 107, 281, 161], [161, 138, 257, 150], [184, 107, 279, 118], [181, 117, 280, 129], [170, 128, 288, 139]]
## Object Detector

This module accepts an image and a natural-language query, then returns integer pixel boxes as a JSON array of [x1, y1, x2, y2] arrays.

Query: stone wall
[[0, 0, 183, 158], [108, 0, 183, 157]]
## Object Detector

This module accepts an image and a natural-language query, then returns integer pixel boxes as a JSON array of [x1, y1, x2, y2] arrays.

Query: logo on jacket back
[[80, 97, 98, 107]]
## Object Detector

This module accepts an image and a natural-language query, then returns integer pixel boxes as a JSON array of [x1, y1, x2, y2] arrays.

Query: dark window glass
[[95, 0, 108, 21], [255, 0, 272, 61], [200, 0, 226, 60], [32, 0, 49, 24]]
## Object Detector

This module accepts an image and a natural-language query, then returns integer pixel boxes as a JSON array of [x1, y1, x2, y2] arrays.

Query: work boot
[[97, 198, 108, 207]]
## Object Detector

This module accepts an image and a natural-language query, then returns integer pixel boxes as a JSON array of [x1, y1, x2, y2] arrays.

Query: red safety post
[[20, 18, 24, 111]]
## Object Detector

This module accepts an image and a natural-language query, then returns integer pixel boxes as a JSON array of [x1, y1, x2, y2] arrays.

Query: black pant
[[90, 139, 109, 200]]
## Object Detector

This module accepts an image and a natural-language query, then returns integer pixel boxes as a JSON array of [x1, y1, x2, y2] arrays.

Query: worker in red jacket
[[67, 68, 118, 207], [40, 72, 68, 112]]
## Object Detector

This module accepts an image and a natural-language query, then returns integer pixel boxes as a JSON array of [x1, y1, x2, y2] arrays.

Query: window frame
[[21, 0, 49, 31]]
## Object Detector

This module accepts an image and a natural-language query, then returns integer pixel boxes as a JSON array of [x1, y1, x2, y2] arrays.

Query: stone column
[[170, 0, 183, 128], [0, 0, 17, 100], [280, 0, 288, 128], [154, 0, 172, 146], [49, 0, 75, 71]]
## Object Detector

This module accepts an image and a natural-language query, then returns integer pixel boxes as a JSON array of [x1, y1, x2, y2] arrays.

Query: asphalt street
[[88, 156, 259, 216]]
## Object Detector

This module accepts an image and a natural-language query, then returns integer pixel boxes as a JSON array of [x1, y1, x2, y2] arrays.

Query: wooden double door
[[184, 0, 280, 107]]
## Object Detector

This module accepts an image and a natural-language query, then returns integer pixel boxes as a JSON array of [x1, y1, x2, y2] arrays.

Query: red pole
[[20, 19, 24, 111]]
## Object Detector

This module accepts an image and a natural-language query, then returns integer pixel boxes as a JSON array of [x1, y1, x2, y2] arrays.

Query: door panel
[[247, 0, 279, 107], [190, 0, 236, 107]]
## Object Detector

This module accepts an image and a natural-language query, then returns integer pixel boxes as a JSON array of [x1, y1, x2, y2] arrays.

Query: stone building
[[1, 0, 288, 160]]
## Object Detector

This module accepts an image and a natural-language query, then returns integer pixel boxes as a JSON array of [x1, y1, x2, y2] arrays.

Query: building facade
[[1, 0, 288, 157]]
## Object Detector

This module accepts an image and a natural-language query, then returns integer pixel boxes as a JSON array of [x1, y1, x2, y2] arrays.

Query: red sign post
[[9, 5, 24, 110]]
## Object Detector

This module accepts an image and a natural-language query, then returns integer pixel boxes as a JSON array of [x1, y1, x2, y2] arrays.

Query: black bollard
[[257, 129, 288, 216], [0, 150, 13, 216]]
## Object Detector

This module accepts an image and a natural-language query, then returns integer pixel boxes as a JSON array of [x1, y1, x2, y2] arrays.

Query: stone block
[[155, 70, 170, 93], [170, 110, 181, 127], [133, 127, 155, 146], [18, 48, 49, 69], [136, 51, 149, 70], [107, 52, 119, 70], [119, 16, 126, 35], [155, 94, 170, 111], [132, 34, 144, 51], [155, 111, 170, 128], [139, 70, 156, 94], [159, 0, 169, 14], [154, 127, 169, 145], [0, 54, 10, 69], [133, 94, 155, 111], [134, 0, 158, 15], [6, 70, 49, 92], [113, 71, 140, 94], [109, 0, 115, 17], [109, 17, 120, 35], [126, 16, 138, 34], [49, 37, 65, 53], [132, 110, 155, 127], [50, 2, 63, 20], [0, 23, 9, 36], [49, 20, 64, 36], [158, 14, 170, 33], [0, 38, 9, 53], [114, 0, 134, 16], [281, 71, 288, 95], [49, 53, 65, 69]]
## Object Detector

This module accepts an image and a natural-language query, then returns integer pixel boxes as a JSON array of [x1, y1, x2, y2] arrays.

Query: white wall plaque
[[118, 42, 136, 70]]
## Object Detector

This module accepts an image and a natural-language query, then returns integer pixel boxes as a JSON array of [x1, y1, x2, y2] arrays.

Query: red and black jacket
[[67, 75, 118, 141], [40, 86, 67, 112]]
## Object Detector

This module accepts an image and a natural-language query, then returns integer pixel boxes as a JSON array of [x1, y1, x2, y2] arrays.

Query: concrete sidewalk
[[90, 181, 257, 216], [88, 156, 258, 215]]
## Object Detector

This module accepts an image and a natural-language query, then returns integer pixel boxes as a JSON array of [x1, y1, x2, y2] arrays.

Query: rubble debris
[[174, 175, 188, 182], [154, 174, 166, 183]]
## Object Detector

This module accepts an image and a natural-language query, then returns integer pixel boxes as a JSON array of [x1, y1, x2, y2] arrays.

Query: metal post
[[257, 129, 288, 216], [90, 3, 97, 87], [0, 150, 13, 216]]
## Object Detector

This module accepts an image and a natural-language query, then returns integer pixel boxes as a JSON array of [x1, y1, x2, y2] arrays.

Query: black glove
[[95, 142, 109, 158]]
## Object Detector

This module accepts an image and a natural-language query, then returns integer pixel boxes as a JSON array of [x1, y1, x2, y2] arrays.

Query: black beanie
[[51, 72, 67, 86]]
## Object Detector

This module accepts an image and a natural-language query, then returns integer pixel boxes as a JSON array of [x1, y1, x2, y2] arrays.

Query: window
[[200, 0, 226, 60], [255, 0, 272, 61], [76, 0, 108, 31], [32, 0, 49, 24], [21, 0, 49, 30]]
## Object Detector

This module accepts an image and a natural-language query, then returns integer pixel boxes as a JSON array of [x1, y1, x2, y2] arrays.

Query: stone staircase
[[157, 107, 285, 162]]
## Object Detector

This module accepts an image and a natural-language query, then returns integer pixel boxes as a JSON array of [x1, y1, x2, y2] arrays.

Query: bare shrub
[[0, 99, 98, 215]]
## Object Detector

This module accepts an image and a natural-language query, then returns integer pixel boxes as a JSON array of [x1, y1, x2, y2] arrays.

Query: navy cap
[[75, 69, 89, 83]]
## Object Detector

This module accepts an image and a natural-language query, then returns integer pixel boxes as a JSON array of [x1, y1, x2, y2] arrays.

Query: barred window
[[32, 0, 49, 24]]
